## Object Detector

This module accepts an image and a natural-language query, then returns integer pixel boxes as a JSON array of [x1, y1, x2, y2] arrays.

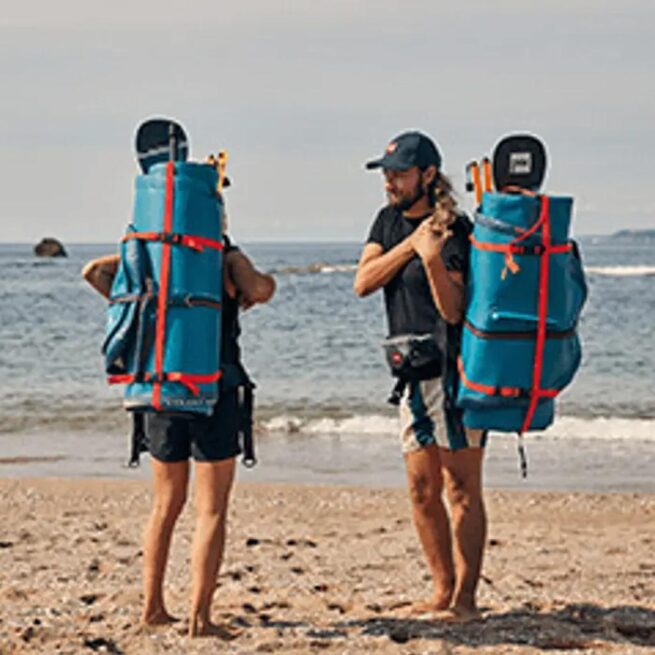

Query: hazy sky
[[1, 1, 654, 242]]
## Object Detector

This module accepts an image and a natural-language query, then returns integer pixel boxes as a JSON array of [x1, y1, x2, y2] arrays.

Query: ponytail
[[429, 172, 458, 225]]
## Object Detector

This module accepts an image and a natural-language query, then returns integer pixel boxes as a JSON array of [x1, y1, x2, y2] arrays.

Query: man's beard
[[391, 180, 426, 212]]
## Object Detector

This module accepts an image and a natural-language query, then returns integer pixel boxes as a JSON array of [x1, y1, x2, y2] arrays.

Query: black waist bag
[[382, 334, 442, 406]]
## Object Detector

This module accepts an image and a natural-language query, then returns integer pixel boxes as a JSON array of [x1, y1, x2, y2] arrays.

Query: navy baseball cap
[[366, 131, 442, 171]]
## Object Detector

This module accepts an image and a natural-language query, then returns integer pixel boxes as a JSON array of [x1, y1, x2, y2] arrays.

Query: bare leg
[[404, 444, 454, 611], [142, 459, 189, 625], [440, 445, 486, 621], [188, 458, 237, 638]]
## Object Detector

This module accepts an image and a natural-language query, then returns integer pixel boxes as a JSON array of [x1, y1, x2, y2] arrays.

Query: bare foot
[[189, 618, 242, 639], [407, 593, 452, 616], [435, 605, 482, 624], [141, 610, 179, 627]]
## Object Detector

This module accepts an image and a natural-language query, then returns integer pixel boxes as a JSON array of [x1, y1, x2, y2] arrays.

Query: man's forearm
[[354, 239, 414, 297], [422, 254, 465, 324]]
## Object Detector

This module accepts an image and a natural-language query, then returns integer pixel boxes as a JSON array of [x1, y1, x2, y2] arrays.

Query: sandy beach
[[0, 479, 653, 654]]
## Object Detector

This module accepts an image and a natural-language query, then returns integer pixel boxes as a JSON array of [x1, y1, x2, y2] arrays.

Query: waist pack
[[383, 333, 442, 380], [383, 334, 442, 405]]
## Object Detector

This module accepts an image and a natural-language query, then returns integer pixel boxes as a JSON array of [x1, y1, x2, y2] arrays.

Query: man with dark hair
[[354, 131, 486, 622]]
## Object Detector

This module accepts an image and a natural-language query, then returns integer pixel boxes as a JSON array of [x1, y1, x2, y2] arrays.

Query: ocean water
[[0, 238, 653, 490]]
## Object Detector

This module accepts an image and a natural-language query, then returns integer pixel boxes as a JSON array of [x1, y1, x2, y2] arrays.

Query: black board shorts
[[145, 389, 242, 462]]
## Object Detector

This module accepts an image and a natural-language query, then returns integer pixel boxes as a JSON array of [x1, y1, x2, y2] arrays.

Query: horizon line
[[0, 232, 642, 247]]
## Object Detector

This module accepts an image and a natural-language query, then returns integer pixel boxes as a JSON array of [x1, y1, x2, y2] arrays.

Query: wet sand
[[0, 479, 654, 654], [2, 429, 654, 493]]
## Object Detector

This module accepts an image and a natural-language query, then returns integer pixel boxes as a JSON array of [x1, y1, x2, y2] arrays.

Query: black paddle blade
[[492, 134, 547, 192], [135, 118, 189, 173]]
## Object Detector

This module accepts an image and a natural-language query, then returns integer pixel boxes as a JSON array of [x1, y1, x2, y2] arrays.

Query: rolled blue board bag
[[103, 161, 224, 415]]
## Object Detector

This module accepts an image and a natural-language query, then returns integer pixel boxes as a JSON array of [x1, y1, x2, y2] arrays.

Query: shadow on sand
[[333, 603, 655, 650]]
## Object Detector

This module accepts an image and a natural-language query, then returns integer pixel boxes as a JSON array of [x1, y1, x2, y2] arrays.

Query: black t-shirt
[[366, 206, 471, 337]]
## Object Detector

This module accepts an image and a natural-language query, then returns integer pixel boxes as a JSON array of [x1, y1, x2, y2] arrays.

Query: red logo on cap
[[386, 141, 398, 154]]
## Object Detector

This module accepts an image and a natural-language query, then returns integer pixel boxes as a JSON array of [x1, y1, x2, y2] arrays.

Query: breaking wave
[[585, 266, 655, 277], [258, 413, 655, 443], [269, 262, 357, 276], [269, 262, 655, 278]]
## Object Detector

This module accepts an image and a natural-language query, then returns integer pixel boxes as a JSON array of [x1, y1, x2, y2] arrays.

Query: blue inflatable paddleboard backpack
[[457, 135, 587, 438], [103, 124, 226, 415]]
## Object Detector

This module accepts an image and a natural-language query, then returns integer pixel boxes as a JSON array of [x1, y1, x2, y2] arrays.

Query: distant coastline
[[610, 228, 655, 240], [1, 231, 655, 247]]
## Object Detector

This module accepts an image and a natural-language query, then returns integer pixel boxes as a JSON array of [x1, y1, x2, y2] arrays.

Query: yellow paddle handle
[[217, 150, 228, 194]]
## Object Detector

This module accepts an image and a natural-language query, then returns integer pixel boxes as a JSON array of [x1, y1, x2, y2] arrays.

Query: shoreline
[[1, 479, 654, 654], [0, 428, 654, 494]]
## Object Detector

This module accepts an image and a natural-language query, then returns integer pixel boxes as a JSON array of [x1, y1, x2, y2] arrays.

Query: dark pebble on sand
[[80, 594, 99, 605], [0, 541, 13, 549], [489, 538, 502, 546], [327, 603, 346, 614], [388, 627, 410, 643], [313, 584, 329, 592], [281, 552, 293, 560], [286, 538, 318, 548], [243, 602, 258, 613], [83, 637, 124, 654], [365, 603, 383, 613], [248, 586, 262, 594], [290, 566, 304, 575], [246, 537, 260, 547], [20, 626, 35, 642], [86, 561, 100, 581], [233, 616, 252, 628]]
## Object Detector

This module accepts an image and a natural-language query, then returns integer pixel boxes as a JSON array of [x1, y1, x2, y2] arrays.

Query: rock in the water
[[34, 238, 67, 257]]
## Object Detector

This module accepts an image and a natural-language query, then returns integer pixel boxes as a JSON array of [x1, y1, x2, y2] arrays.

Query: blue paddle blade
[[492, 134, 547, 193], [135, 118, 189, 173]]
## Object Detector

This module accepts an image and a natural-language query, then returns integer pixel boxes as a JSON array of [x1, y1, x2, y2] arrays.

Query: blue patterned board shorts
[[399, 377, 487, 453]]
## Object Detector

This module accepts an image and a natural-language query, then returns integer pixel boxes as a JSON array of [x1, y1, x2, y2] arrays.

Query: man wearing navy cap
[[354, 131, 487, 622]]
